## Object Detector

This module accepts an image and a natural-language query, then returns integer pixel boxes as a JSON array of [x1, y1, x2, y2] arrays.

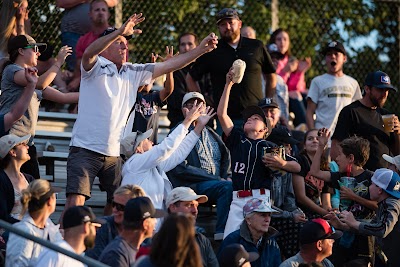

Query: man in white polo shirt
[[62, 13, 218, 222]]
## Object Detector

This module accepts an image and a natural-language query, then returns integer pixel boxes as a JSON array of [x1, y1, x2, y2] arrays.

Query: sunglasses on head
[[112, 201, 125, 211], [24, 45, 39, 53]]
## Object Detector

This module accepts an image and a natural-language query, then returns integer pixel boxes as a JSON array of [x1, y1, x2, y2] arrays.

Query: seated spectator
[[0, 134, 33, 223], [240, 26, 256, 39], [99, 196, 166, 266], [382, 154, 400, 175], [217, 69, 276, 238], [86, 184, 145, 259], [35, 206, 105, 266], [309, 128, 376, 266], [120, 101, 214, 214], [328, 168, 400, 267], [166, 187, 218, 267], [167, 92, 233, 240], [218, 243, 259, 267], [5, 179, 63, 267], [279, 218, 342, 267], [219, 197, 281, 267], [134, 213, 203, 267], [127, 48, 175, 143]]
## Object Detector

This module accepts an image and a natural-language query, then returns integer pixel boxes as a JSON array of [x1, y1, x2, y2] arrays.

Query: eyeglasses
[[112, 201, 125, 211], [24, 45, 39, 53]]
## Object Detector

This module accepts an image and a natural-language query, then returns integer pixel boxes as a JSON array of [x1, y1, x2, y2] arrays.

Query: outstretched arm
[[43, 87, 79, 104], [156, 47, 177, 101], [82, 13, 145, 71], [217, 69, 234, 137], [153, 33, 218, 79], [309, 128, 332, 182]]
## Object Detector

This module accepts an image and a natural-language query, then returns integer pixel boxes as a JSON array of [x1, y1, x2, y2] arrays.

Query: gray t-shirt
[[279, 252, 334, 267], [0, 64, 42, 140], [60, 3, 91, 35], [99, 236, 138, 267]]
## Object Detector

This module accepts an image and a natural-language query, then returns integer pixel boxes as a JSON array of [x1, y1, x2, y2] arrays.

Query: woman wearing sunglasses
[[0, 34, 79, 178]]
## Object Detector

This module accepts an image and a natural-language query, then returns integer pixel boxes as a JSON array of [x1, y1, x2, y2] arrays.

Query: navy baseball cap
[[364, 71, 397, 92], [63, 206, 106, 229], [218, 244, 259, 267], [123, 197, 167, 226], [216, 8, 240, 24], [258, 97, 279, 109], [267, 127, 300, 146], [101, 26, 132, 40], [299, 218, 343, 245], [322, 41, 346, 56]]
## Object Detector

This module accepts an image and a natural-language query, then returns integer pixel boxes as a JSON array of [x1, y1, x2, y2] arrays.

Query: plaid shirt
[[194, 127, 221, 175]]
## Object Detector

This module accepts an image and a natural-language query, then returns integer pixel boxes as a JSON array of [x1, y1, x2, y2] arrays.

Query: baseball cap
[[322, 41, 346, 56], [120, 129, 153, 158], [382, 154, 400, 171], [101, 26, 133, 40], [267, 44, 284, 60], [364, 71, 397, 92], [181, 92, 206, 107], [258, 97, 279, 109], [218, 244, 259, 267], [243, 196, 278, 218], [216, 8, 240, 24], [242, 105, 272, 137], [166, 187, 208, 207], [267, 127, 300, 146], [63, 206, 106, 229], [0, 134, 31, 158], [371, 168, 400, 199], [299, 218, 343, 245], [8, 35, 47, 54], [124, 196, 167, 225]]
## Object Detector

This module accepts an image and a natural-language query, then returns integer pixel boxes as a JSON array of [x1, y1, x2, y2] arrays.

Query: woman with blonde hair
[[5, 179, 63, 267], [134, 213, 202, 267]]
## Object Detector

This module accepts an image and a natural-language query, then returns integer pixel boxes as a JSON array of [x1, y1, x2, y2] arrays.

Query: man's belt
[[237, 188, 267, 198]]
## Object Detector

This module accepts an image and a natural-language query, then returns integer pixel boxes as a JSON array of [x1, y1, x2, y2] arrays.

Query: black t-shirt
[[224, 128, 276, 191], [330, 170, 374, 219], [189, 36, 275, 119], [332, 100, 392, 171]]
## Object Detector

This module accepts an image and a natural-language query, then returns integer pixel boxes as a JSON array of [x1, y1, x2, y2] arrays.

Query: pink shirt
[[276, 55, 306, 93], [75, 31, 99, 59]]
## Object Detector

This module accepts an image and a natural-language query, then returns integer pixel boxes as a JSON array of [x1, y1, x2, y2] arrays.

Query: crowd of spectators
[[0, 3, 400, 267]]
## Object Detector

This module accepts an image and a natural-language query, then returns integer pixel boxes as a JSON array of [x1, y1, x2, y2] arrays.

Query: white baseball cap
[[0, 134, 31, 158], [371, 168, 400, 199], [181, 92, 205, 107], [120, 129, 153, 158], [166, 187, 208, 207], [382, 154, 400, 171]]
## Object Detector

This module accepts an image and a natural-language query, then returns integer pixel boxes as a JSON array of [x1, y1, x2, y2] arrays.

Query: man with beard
[[331, 71, 400, 171], [186, 8, 276, 129], [35, 206, 105, 266], [306, 41, 361, 155], [67, 0, 112, 93]]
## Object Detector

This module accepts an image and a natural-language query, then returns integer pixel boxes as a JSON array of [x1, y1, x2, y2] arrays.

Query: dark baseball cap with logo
[[123, 196, 167, 227], [63, 206, 106, 229], [101, 26, 133, 40], [364, 71, 397, 92], [216, 8, 240, 24], [218, 244, 259, 267], [299, 218, 343, 245], [8, 35, 47, 54], [258, 97, 279, 109], [322, 41, 346, 56]]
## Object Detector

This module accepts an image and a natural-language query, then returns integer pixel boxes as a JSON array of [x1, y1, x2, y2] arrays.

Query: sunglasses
[[112, 201, 125, 211], [24, 45, 39, 53]]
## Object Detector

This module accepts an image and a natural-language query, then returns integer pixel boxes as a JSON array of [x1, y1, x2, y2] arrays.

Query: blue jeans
[[195, 180, 233, 233], [61, 32, 81, 71]]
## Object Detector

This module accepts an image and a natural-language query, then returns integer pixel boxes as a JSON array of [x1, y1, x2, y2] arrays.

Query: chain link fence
[[9, 0, 400, 113]]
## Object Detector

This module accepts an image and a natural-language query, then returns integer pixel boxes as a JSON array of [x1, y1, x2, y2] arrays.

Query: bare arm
[[216, 70, 235, 137], [330, 139, 340, 162], [391, 115, 400, 155], [4, 68, 37, 131], [153, 33, 218, 79], [309, 129, 332, 181], [321, 192, 332, 211], [292, 173, 328, 216], [82, 13, 145, 71], [157, 47, 175, 102], [185, 73, 201, 92], [340, 186, 378, 211], [264, 73, 277, 98], [42, 87, 79, 104], [262, 155, 301, 173], [306, 98, 317, 130]]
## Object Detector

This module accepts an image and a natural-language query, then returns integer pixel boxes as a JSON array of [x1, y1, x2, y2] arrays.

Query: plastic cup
[[382, 114, 394, 133], [339, 177, 356, 211]]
